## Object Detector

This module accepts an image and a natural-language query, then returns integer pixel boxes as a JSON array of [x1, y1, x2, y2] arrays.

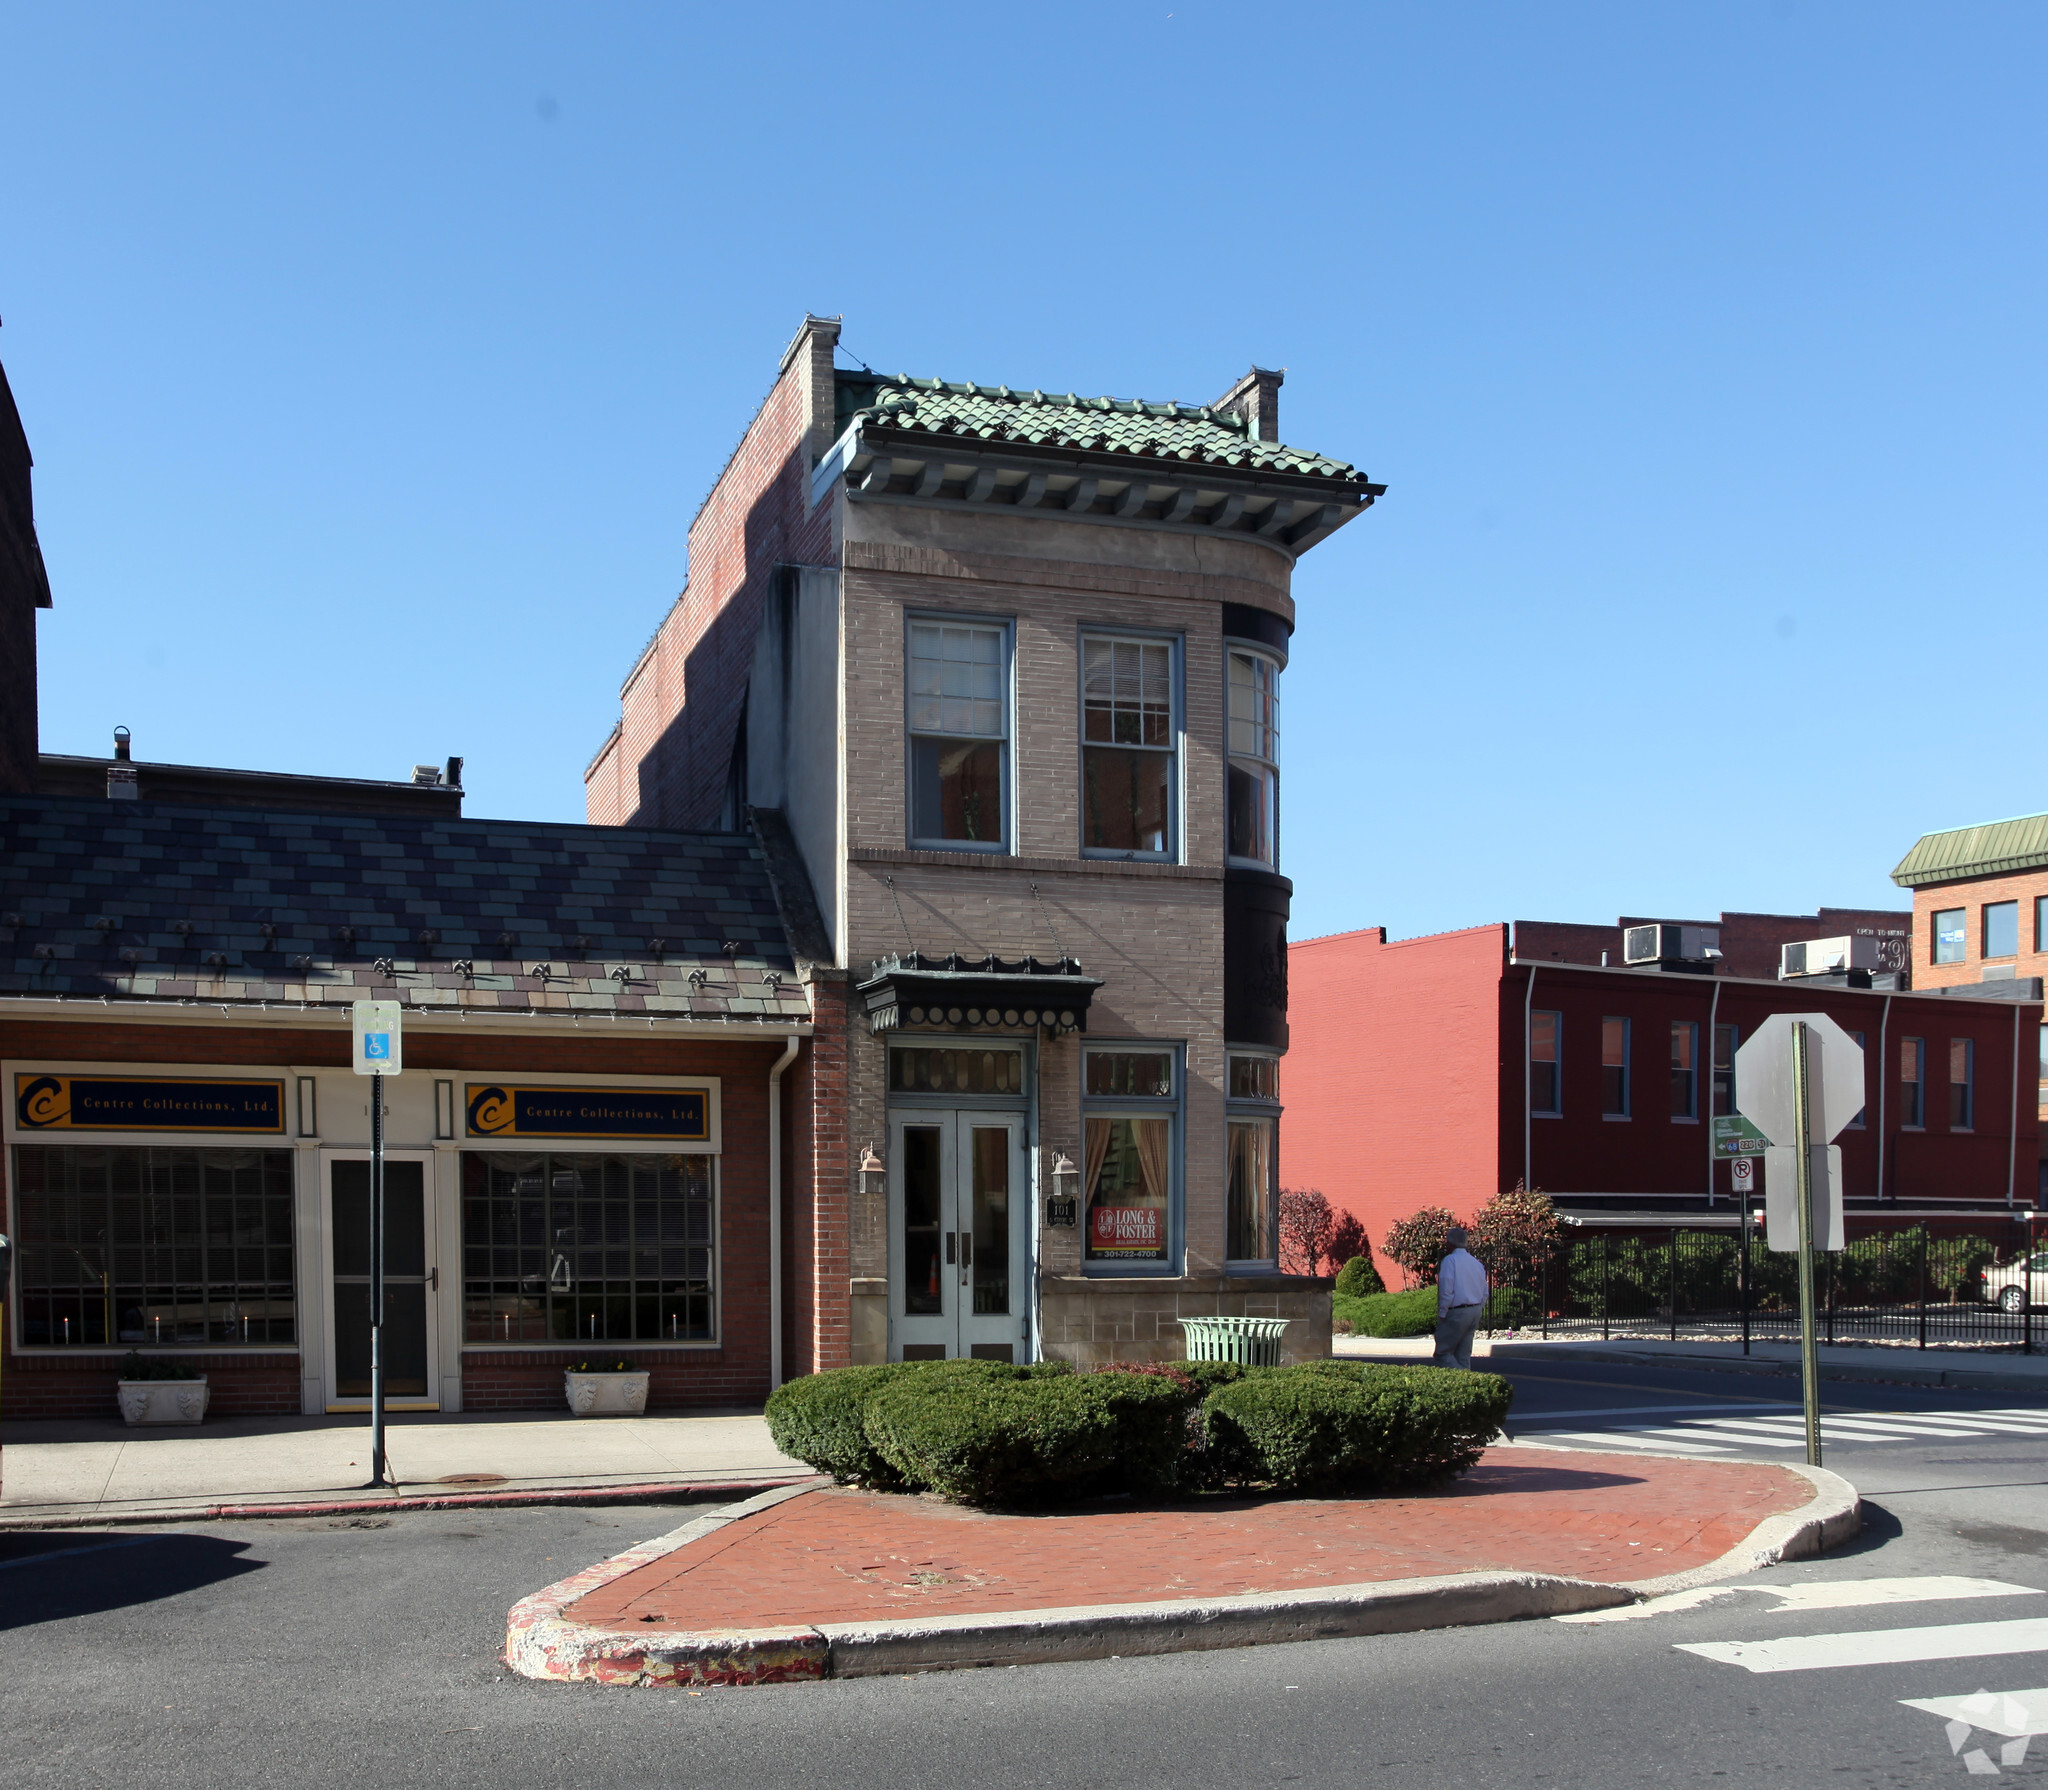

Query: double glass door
[[889, 1111, 1027, 1362], [326, 1154, 438, 1409]]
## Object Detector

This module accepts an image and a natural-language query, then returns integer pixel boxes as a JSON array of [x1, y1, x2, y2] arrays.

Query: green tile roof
[[842, 375, 1368, 483], [1890, 811, 2048, 887]]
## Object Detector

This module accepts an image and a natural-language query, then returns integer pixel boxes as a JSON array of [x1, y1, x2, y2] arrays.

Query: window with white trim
[[1081, 634, 1176, 857], [1226, 648, 1280, 867], [907, 619, 1009, 850]]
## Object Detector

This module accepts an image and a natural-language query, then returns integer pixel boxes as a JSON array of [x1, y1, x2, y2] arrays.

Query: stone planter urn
[[564, 1370, 651, 1417], [117, 1378, 210, 1426]]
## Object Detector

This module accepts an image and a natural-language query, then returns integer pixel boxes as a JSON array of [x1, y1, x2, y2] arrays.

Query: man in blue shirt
[[1432, 1227, 1490, 1371]]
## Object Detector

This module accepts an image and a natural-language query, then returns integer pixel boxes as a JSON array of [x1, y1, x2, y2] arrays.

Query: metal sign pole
[[1791, 1022, 1822, 1467], [369, 1069, 387, 1487]]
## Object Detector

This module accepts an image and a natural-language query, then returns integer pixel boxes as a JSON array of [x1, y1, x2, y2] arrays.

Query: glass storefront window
[[11, 1146, 296, 1347], [1085, 1052, 1173, 1098], [462, 1152, 715, 1343], [1082, 1045, 1179, 1270], [1226, 1118, 1275, 1264]]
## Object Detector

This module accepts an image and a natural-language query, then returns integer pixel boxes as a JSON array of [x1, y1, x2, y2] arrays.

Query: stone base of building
[[1038, 1275, 1333, 1368]]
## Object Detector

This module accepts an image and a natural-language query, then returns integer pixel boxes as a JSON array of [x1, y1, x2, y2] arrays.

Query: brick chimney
[[779, 313, 844, 465], [1212, 366, 1284, 443], [0, 352, 53, 795]]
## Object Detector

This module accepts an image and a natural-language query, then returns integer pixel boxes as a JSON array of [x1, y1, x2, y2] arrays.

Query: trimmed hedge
[[763, 1358, 1079, 1490], [864, 1366, 1192, 1504], [766, 1356, 1508, 1505], [1334, 1285, 1440, 1338], [1205, 1362, 1512, 1493]]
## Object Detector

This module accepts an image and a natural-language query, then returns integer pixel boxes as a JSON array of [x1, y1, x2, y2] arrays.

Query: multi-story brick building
[[1286, 919, 2041, 1290], [1893, 812, 2048, 998], [587, 316, 1383, 1367]]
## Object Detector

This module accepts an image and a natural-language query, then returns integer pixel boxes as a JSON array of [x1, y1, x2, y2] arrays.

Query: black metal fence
[[1483, 1218, 2041, 1353]]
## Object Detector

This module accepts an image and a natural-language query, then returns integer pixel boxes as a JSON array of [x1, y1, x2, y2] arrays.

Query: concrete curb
[[504, 1459, 1858, 1688], [0, 1473, 816, 1532], [1484, 1341, 2048, 1394]]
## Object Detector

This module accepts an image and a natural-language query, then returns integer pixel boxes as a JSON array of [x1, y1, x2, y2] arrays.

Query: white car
[[1983, 1251, 2048, 1313]]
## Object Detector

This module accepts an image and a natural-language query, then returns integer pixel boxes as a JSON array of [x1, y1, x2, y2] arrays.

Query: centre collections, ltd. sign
[[464, 1084, 710, 1141], [14, 1074, 286, 1134]]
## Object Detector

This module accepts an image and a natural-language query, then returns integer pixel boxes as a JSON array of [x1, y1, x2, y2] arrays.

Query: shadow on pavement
[[0, 1531, 263, 1630], [1827, 1498, 1906, 1558]]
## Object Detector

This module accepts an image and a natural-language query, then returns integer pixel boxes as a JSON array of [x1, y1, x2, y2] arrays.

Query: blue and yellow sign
[[464, 1084, 709, 1142], [15, 1074, 286, 1134]]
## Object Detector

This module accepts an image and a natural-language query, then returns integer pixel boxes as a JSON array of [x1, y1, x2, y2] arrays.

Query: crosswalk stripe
[[1541, 1430, 1733, 1454], [1562, 1576, 2041, 1624], [1678, 1616, 2048, 1674]]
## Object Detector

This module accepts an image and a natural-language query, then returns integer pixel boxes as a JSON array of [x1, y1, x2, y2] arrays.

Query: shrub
[[568, 1357, 637, 1374], [1334, 1285, 1440, 1337], [862, 1366, 1196, 1504], [117, 1352, 204, 1382], [1204, 1362, 1511, 1493], [1279, 1187, 1337, 1276], [1334, 1254, 1387, 1299], [766, 1364, 920, 1485], [1383, 1206, 1460, 1287], [1482, 1285, 1539, 1329], [1469, 1184, 1563, 1289]]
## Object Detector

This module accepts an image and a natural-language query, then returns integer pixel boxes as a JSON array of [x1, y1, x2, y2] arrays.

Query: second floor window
[[1713, 1023, 1738, 1117], [1530, 1010, 1562, 1115], [1670, 1021, 1699, 1120], [1082, 635, 1175, 857], [1227, 649, 1280, 867], [1950, 1037, 1974, 1131], [1985, 900, 2020, 961], [907, 620, 1008, 850], [1601, 1017, 1630, 1117], [1933, 908, 1966, 965], [1900, 1036, 1925, 1128]]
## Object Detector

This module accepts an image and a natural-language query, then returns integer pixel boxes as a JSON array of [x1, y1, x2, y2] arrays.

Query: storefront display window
[[1082, 1047, 1180, 1270], [1225, 1050, 1281, 1265], [462, 1152, 715, 1343], [10, 1146, 296, 1347]]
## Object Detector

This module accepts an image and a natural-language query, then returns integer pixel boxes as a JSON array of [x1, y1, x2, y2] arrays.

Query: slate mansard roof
[[837, 374, 1372, 485], [0, 795, 812, 1023]]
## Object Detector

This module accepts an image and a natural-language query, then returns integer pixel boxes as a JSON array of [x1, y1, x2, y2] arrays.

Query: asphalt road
[[3, 1361, 2044, 1790]]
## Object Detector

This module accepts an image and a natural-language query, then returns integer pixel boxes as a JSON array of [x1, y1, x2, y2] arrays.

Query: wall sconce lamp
[[1046, 1152, 1080, 1227], [860, 1146, 886, 1202]]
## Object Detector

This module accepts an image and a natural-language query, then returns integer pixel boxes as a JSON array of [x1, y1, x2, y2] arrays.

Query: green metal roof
[[837, 374, 1370, 485], [1890, 810, 2048, 886]]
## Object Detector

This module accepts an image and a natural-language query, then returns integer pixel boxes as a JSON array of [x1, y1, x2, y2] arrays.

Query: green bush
[[1481, 1285, 1539, 1329], [765, 1364, 920, 1485], [862, 1366, 1195, 1504], [1333, 1255, 1387, 1299], [1333, 1285, 1440, 1337], [117, 1352, 204, 1382], [1204, 1362, 1511, 1493]]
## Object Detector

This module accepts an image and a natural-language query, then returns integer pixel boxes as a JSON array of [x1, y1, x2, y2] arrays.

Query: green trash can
[[1175, 1315, 1292, 1367]]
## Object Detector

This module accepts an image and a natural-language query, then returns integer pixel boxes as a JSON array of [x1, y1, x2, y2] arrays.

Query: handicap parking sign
[[351, 1001, 403, 1076]]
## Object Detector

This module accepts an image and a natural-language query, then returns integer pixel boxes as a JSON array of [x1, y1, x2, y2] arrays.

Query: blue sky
[[2, 3, 2040, 942]]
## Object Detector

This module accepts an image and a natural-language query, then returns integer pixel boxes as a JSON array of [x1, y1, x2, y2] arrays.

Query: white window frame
[[1078, 629, 1181, 861], [1225, 645, 1281, 870], [905, 614, 1013, 854]]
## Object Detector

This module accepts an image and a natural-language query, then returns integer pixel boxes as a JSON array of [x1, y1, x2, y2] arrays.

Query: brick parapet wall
[[1910, 870, 2048, 994]]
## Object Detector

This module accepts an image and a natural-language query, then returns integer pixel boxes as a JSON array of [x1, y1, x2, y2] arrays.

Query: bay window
[[1081, 1047, 1180, 1272], [1226, 1051, 1280, 1266], [1226, 649, 1280, 867]]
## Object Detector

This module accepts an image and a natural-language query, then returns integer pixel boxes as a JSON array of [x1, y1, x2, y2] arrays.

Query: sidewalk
[[0, 1408, 811, 1527], [505, 1445, 1860, 1686], [1334, 1330, 2048, 1391]]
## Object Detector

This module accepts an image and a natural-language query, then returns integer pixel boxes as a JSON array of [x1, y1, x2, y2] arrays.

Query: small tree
[[1327, 1210, 1367, 1270], [1383, 1205, 1460, 1287], [1469, 1183, 1564, 1291], [1278, 1186, 1337, 1277]]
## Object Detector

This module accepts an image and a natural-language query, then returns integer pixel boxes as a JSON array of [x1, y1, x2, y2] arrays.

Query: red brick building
[[1287, 921, 2041, 1288], [0, 353, 820, 1421]]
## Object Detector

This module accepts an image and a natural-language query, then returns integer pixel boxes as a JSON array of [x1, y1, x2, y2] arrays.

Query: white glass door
[[323, 1151, 440, 1410], [888, 1110, 1027, 1362]]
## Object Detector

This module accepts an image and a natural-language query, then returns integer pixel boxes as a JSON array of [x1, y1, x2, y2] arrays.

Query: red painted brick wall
[[1285, 925, 1509, 1287], [0, 1015, 795, 1418]]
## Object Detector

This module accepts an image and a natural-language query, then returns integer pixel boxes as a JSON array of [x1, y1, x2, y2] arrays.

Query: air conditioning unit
[[1623, 923, 1721, 965], [1780, 935, 1880, 979]]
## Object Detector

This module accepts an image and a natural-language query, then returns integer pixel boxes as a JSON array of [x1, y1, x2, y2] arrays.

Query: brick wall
[[1, 1014, 796, 1418], [1911, 871, 2048, 991]]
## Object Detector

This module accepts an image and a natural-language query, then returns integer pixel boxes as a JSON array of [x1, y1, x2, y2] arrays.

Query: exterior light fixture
[[1046, 1152, 1081, 1227], [860, 1146, 886, 1203]]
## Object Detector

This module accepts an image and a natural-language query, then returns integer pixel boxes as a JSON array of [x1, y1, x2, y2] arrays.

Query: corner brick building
[[587, 316, 1383, 1367]]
